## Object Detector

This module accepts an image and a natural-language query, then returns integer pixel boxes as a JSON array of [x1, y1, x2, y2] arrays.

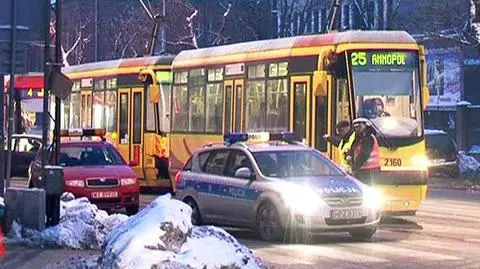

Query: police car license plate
[[92, 191, 118, 199], [432, 159, 446, 164], [330, 208, 363, 220]]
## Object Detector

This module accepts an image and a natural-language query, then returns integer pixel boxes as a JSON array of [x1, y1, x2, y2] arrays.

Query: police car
[[174, 132, 382, 242]]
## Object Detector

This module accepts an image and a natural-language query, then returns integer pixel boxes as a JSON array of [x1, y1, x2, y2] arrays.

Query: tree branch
[[212, 3, 232, 45]]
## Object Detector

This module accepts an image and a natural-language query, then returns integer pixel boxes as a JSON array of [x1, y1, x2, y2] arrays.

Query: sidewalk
[[0, 244, 99, 269], [428, 176, 480, 192]]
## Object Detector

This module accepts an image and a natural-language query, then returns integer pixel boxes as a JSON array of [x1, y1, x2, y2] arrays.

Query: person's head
[[335, 120, 351, 137], [352, 118, 370, 135], [373, 98, 385, 114]]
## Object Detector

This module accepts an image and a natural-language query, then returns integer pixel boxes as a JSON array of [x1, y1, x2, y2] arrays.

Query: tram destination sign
[[348, 50, 418, 70]]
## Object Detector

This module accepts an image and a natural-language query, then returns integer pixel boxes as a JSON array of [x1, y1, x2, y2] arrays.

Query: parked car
[[424, 129, 459, 178], [174, 132, 382, 242], [28, 129, 140, 215], [2, 134, 42, 178]]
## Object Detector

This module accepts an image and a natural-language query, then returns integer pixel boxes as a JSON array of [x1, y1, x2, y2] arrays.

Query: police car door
[[223, 149, 257, 225], [197, 149, 231, 221]]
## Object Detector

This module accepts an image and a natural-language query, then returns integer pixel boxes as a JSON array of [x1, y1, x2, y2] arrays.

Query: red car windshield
[[59, 144, 126, 167]]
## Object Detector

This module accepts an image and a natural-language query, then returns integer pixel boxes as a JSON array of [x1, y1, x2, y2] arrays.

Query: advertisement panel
[[426, 46, 463, 109]]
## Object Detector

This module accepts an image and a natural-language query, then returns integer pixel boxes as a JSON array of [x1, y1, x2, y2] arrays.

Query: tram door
[[290, 76, 310, 145], [118, 88, 145, 178], [224, 79, 244, 133]]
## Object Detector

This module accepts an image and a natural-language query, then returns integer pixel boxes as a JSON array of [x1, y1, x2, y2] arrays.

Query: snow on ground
[[6, 193, 128, 250], [458, 152, 480, 175], [97, 194, 265, 269]]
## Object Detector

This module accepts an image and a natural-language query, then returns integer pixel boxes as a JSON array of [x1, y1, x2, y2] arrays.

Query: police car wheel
[[348, 224, 377, 241], [184, 198, 202, 225], [256, 201, 283, 242]]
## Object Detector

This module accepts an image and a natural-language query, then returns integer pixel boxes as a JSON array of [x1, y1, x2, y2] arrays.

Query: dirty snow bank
[[97, 194, 265, 269], [7, 193, 128, 249], [458, 152, 480, 175]]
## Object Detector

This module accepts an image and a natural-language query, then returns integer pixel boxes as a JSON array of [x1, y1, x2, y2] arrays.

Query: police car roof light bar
[[269, 132, 296, 142], [59, 128, 107, 141], [224, 133, 249, 144]]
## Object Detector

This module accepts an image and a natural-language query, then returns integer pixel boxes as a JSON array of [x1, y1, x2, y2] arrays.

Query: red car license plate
[[92, 191, 118, 199]]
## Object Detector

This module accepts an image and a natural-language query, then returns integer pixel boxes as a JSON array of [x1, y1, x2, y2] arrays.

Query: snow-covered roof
[[63, 55, 175, 79], [173, 30, 417, 69]]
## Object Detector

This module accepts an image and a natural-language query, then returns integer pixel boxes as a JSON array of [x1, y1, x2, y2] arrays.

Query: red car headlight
[[120, 178, 137, 186], [65, 180, 85, 187]]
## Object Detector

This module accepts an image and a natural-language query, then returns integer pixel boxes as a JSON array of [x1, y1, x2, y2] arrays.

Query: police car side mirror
[[234, 167, 252, 179]]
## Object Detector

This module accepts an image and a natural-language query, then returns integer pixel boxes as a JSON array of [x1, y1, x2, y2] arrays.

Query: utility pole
[[327, 0, 342, 32], [41, 0, 51, 182], [95, 0, 98, 61], [0, 74, 4, 197], [54, 0, 62, 164], [5, 0, 17, 189]]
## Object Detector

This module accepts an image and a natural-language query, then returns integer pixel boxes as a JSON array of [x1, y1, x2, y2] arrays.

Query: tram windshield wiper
[[367, 119, 396, 151]]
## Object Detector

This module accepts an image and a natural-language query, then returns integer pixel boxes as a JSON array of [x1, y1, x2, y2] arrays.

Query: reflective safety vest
[[354, 134, 380, 170], [338, 132, 355, 172]]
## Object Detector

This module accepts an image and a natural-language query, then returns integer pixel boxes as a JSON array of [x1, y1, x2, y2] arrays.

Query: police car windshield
[[252, 150, 344, 178], [59, 144, 126, 167]]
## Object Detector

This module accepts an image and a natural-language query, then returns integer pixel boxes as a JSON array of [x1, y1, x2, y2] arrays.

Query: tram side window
[[188, 69, 206, 132], [172, 71, 189, 132], [70, 92, 81, 128], [206, 83, 223, 133], [93, 92, 104, 128], [105, 91, 117, 133], [294, 83, 306, 141], [160, 83, 171, 132], [206, 68, 223, 133], [336, 78, 350, 126], [146, 85, 156, 132], [62, 97, 70, 129], [245, 81, 266, 131], [266, 62, 288, 131], [316, 96, 327, 152], [172, 85, 188, 132], [245, 64, 266, 132]]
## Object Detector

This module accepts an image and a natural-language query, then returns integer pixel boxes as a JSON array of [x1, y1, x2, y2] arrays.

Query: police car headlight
[[282, 186, 322, 215], [363, 188, 383, 209]]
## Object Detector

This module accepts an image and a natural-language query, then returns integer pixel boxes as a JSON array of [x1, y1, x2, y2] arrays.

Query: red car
[[28, 129, 140, 215]]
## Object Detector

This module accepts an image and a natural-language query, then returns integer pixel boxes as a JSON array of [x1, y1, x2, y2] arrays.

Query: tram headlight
[[411, 155, 429, 169], [363, 187, 383, 209]]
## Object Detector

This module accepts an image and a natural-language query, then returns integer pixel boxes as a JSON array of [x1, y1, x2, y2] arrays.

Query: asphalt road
[[1, 181, 479, 269]]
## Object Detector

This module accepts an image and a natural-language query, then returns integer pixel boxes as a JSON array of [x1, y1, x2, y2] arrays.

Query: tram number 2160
[[384, 158, 402, 167]]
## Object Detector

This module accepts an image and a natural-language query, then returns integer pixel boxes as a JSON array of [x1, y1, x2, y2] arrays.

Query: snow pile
[[8, 193, 128, 249], [468, 145, 480, 154], [97, 194, 265, 269], [458, 152, 480, 175]]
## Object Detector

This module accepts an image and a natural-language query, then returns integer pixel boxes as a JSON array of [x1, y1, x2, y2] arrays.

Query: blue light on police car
[[224, 133, 249, 144]]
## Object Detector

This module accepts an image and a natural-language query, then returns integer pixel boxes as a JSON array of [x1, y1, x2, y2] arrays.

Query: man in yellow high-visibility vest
[[324, 120, 356, 173]]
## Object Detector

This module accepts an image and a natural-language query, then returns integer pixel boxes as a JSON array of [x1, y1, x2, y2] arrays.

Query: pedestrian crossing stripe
[[416, 211, 480, 223], [277, 244, 389, 263], [252, 239, 467, 265]]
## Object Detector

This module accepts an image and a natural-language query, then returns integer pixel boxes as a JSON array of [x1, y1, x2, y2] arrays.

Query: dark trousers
[[353, 167, 380, 186]]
